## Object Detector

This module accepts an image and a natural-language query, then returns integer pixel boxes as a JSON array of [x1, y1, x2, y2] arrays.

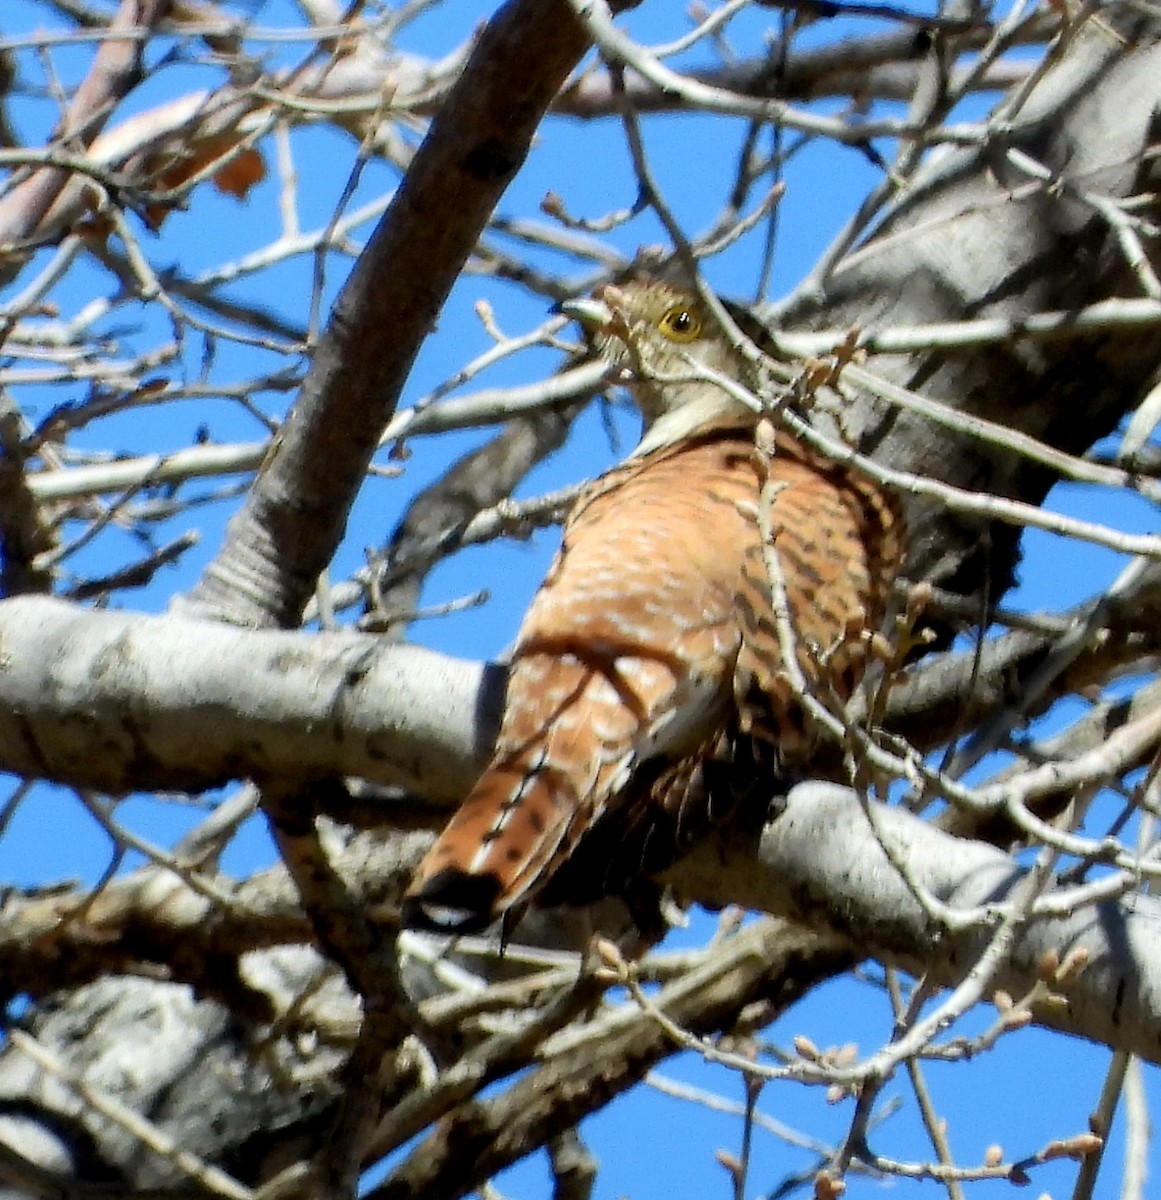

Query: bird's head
[[563, 278, 756, 454]]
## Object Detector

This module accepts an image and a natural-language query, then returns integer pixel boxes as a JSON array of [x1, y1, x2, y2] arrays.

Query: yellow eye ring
[[657, 305, 702, 344]]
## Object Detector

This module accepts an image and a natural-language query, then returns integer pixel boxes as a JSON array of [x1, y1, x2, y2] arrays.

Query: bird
[[402, 276, 903, 936]]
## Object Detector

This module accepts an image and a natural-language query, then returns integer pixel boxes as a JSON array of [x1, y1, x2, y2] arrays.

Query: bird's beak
[[560, 295, 614, 335]]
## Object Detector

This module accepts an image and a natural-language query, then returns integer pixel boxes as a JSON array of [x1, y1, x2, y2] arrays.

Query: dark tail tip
[[401, 869, 504, 935]]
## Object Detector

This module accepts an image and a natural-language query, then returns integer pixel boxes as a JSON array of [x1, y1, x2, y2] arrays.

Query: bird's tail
[[402, 755, 581, 934]]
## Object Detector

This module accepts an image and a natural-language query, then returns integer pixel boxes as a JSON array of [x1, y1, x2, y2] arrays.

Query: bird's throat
[[633, 388, 750, 457]]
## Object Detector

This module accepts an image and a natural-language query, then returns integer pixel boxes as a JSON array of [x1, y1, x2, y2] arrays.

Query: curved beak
[[559, 295, 614, 335]]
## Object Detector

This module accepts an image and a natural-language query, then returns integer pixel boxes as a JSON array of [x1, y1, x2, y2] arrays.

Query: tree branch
[[179, 0, 635, 628]]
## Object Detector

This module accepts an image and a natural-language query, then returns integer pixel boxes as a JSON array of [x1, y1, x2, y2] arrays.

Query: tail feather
[[401, 870, 503, 934], [404, 760, 581, 933]]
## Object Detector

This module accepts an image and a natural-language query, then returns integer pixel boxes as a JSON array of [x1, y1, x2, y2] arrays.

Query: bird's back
[[404, 422, 901, 933]]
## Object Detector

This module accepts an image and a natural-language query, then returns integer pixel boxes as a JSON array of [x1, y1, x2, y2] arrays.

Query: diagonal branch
[[179, 0, 636, 629]]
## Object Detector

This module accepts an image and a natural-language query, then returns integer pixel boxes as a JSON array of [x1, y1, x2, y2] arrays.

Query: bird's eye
[[657, 305, 702, 343]]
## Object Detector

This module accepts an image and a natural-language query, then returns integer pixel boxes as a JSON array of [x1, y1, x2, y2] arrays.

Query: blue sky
[[1, 0, 1157, 1196]]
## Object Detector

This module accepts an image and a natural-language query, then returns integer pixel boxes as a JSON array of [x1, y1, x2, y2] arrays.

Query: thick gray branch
[[770, 13, 1161, 607], [0, 580, 1154, 810], [4, 782, 1161, 1192], [180, 0, 625, 628], [0, 596, 498, 799], [670, 782, 1161, 1063]]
